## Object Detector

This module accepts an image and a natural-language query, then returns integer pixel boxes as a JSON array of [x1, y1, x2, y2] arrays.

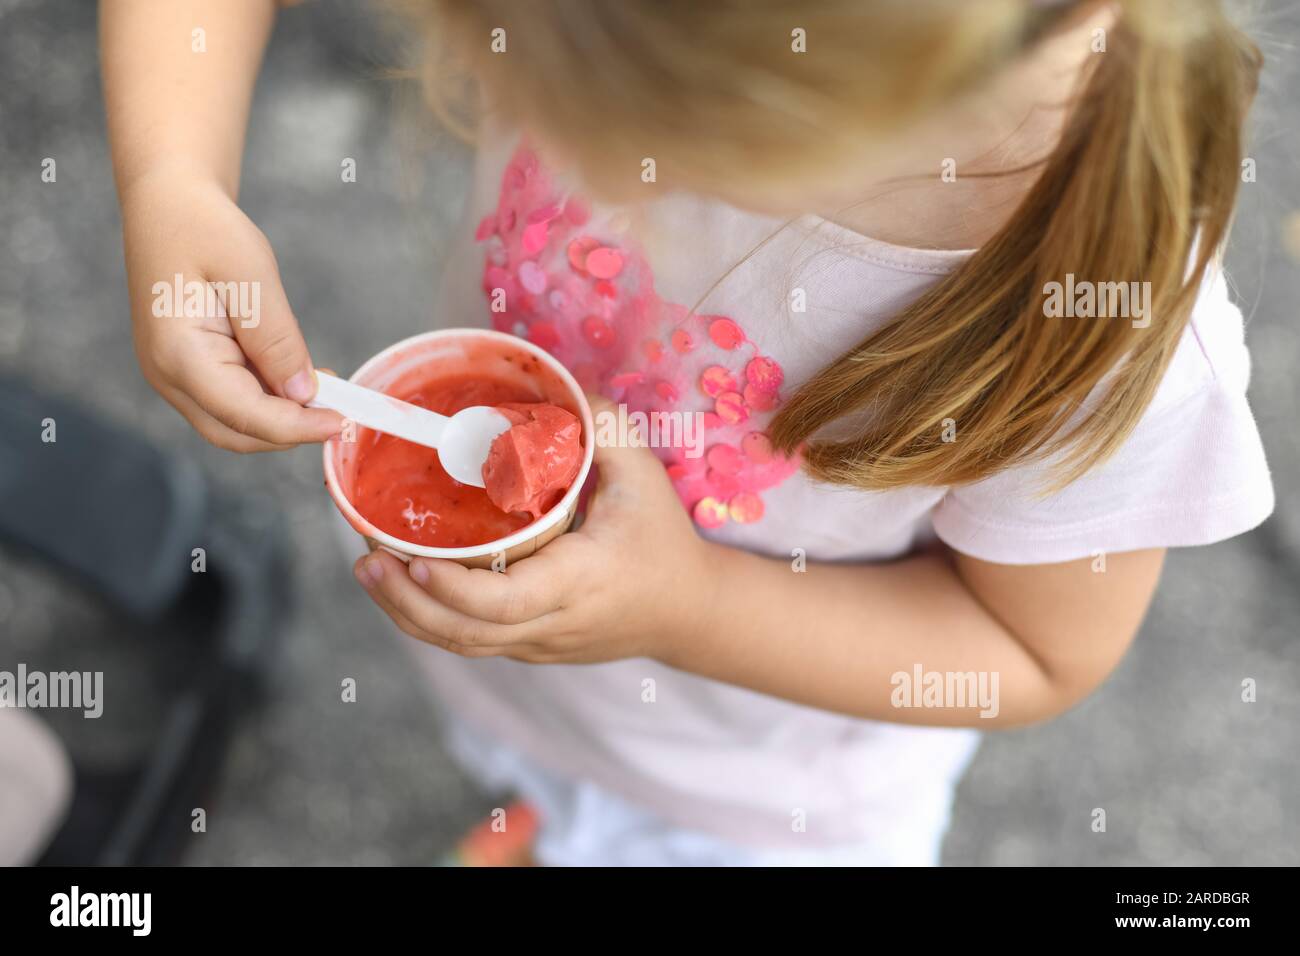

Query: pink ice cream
[[483, 403, 583, 520]]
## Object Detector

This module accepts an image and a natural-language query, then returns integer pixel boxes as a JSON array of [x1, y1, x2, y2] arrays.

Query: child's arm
[[354, 418, 1164, 729], [671, 540, 1164, 728], [101, 0, 340, 451]]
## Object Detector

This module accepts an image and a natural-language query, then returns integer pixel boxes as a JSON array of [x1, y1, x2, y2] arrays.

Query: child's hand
[[120, 170, 342, 452], [354, 406, 715, 664]]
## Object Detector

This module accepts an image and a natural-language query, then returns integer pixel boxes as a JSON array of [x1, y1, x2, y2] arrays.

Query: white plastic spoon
[[309, 372, 511, 488]]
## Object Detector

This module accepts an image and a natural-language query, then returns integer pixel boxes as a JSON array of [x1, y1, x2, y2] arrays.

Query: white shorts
[[443, 712, 952, 867]]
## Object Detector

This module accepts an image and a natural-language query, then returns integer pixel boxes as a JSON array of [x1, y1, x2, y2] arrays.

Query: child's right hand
[[120, 170, 343, 452]]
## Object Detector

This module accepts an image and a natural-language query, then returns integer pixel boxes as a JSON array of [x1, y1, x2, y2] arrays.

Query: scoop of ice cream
[[482, 403, 583, 520]]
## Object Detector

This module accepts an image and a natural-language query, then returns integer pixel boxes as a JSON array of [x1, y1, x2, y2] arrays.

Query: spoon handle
[[309, 373, 448, 450]]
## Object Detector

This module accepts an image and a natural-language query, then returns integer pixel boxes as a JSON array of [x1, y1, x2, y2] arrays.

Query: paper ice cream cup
[[322, 328, 594, 570]]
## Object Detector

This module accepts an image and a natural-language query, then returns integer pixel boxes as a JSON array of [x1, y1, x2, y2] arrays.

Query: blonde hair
[[398, 0, 1261, 491]]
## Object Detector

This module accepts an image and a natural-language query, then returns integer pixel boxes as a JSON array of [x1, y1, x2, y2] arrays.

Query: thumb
[[227, 252, 317, 404]]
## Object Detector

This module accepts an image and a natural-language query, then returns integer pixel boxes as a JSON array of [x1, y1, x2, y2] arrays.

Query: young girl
[[102, 0, 1274, 865]]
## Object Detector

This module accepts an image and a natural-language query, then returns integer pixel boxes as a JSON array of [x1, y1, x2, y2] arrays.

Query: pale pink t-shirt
[[411, 134, 1274, 849]]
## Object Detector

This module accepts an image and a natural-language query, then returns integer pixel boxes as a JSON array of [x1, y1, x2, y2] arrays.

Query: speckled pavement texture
[[0, 0, 1296, 865]]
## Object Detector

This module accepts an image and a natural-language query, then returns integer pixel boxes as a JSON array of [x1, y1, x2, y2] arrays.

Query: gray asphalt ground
[[1, 0, 1296, 865]]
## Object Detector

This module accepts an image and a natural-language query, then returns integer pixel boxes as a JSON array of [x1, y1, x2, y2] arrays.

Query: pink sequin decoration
[[728, 492, 765, 524], [714, 391, 749, 425], [527, 203, 561, 225], [700, 365, 737, 398], [608, 371, 645, 389], [518, 260, 547, 294], [563, 196, 590, 226], [708, 317, 745, 350], [475, 142, 805, 533], [521, 221, 549, 256], [742, 431, 773, 463], [528, 321, 559, 350], [706, 443, 743, 475], [581, 315, 616, 349], [693, 497, 728, 529], [585, 247, 625, 279], [708, 471, 741, 500], [567, 236, 598, 274], [744, 384, 776, 411], [654, 380, 679, 403], [745, 356, 783, 393]]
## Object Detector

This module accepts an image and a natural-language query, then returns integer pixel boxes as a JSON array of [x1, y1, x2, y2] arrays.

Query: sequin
[[715, 391, 749, 424], [527, 320, 560, 350], [728, 492, 764, 524], [743, 384, 776, 411], [518, 260, 548, 294], [708, 471, 741, 500], [477, 143, 806, 535], [742, 431, 773, 463], [708, 317, 745, 350], [521, 221, 549, 256], [700, 365, 737, 398], [581, 315, 616, 349], [585, 247, 625, 279], [608, 371, 645, 389], [745, 356, 783, 393], [693, 497, 728, 529], [706, 443, 743, 475], [563, 196, 590, 226], [567, 236, 598, 274], [527, 203, 561, 225]]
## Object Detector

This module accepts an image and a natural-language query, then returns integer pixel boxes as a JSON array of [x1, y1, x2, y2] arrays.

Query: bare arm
[[100, 0, 341, 450], [101, 0, 278, 200], [667, 542, 1165, 728]]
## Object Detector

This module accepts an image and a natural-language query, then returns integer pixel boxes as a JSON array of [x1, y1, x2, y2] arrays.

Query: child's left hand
[[353, 408, 715, 665]]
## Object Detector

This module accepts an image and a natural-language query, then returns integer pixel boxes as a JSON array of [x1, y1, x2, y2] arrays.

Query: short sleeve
[[931, 271, 1274, 565]]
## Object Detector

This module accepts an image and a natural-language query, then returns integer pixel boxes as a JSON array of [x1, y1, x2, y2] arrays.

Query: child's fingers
[[222, 251, 318, 404], [357, 551, 535, 652], [406, 555, 565, 625], [353, 558, 443, 643], [364, 569, 554, 660], [179, 355, 342, 446], [160, 382, 295, 453]]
